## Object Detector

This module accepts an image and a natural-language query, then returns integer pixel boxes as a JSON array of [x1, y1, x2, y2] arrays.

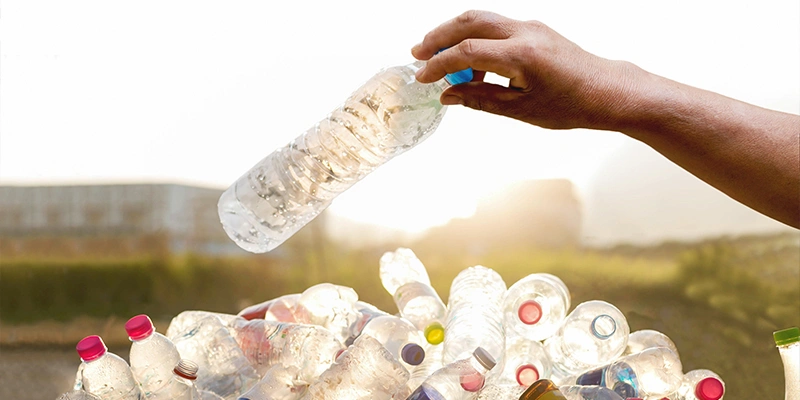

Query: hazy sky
[[2, 0, 798, 234]]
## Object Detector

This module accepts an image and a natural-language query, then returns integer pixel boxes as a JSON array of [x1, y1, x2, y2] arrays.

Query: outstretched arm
[[412, 10, 800, 228]]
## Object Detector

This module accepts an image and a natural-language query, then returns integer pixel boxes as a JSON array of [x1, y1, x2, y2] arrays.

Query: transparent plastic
[[672, 369, 725, 400], [444, 266, 507, 364], [558, 386, 623, 400], [394, 281, 447, 345], [408, 343, 444, 392], [543, 300, 630, 377], [237, 294, 302, 322], [237, 365, 306, 400], [495, 335, 553, 388], [503, 273, 570, 342], [476, 384, 526, 400], [56, 390, 101, 400], [218, 62, 449, 253], [228, 318, 343, 381], [76, 336, 144, 400], [360, 315, 426, 370], [775, 327, 799, 400], [296, 283, 361, 343], [127, 315, 181, 396], [380, 248, 432, 295], [346, 304, 390, 345], [407, 347, 497, 400], [302, 334, 410, 400], [623, 329, 679, 357]]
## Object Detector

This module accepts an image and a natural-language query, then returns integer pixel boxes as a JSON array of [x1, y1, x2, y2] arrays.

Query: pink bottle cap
[[125, 314, 155, 341], [459, 371, 485, 392], [76, 335, 107, 362], [518, 300, 543, 325], [695, 377, 724, 400], [516, 364, 540, 386]]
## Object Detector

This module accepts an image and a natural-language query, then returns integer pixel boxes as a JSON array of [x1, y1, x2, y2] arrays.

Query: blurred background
[[1, 1, 798, 399]]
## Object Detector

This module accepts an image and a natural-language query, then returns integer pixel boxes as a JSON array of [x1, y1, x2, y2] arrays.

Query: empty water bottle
[[165, 311, 240, 339], [217, 60, 472, 253], [623, 329, 679, 357], [57, 390, 101, 400], [125, 314, 181, 396], [347, 304, 391, 345], [774, 327, 800, 400], [302, 335, 410, 400], [75, 335, 144, 400], [407, 344, 444, 392], [380, 248, 447, 346], [168, 314, 259, 398], [296, 283, 361, 343], [503, 274, 570, 342], [238, 365, 306, 400], [543, 300, 630, 378], [238, 294, 302, 322], [562, 347, 682, 399], [444, 266, 507, 364], [495, 335, 552, 388], [671, 369, 725, 400], [360, 315, 427, 370], [558, 386, 623, 400], [228, 318, 344, 381], [476, 384, 526, 400], [407, 347, 497, 400], [149, 359, 200, 400]]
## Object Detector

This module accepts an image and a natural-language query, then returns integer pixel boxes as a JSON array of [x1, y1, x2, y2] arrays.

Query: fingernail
[[441, 95, 463, 105], [415, 66, 426, 80]]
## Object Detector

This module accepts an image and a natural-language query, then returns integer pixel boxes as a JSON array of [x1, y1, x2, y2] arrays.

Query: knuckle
[[457, 39, 478, 58], [457, 10, 481, 25], [525, 19, 546, 31]]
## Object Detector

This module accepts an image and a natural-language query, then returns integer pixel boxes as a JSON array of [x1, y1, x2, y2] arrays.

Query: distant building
[[0, 183, 265, 259]]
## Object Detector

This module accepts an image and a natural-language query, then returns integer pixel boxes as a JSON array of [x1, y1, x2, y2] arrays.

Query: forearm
[[607, 63, 800, 228]]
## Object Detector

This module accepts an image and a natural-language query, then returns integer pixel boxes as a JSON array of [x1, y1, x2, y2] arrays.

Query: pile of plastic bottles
[[60, 248, 728, 400]]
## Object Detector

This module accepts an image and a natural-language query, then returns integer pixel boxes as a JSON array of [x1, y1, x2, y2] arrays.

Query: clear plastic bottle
[[517, 379, 567, 400], [125, 314, 181, 396], [228, 318, 343, 381], [57, 390, 101, 400], [302, 334, 410, 400], [623, 329, 679, 357], [168, 314, 260, 399], [295, 283, 361, 343], [495, 335, 553, 388], [237, 294, 302, 322], [346, 303, 391, 346], [408, 344, 444, 392], [238, 365, 306, 400], [672, 369, 725, 400], [407, 347, 498, 400], [443, 266, 507, 364], [561, 347, 682, 398], [543, 300, 629, 377], [360, 315, 427, 370], [380, 248, 447, 346], [149, 359, 200, 400], [558, 386, 623, 400], [476, 384, 526, 400], [502, 274, 570, 342], [166, 311, 240, 339], [218, 61, 465, 253], [75, 335, 144, 400], [774, 327, 800, 400]]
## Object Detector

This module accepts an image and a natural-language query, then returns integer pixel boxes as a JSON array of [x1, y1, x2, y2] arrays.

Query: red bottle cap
[[125, 314, 155, 341], [695, 377, 725, 400], [516, 364, 540, 386], [76, 335, 107, 362], [518, 300, 543, 325]]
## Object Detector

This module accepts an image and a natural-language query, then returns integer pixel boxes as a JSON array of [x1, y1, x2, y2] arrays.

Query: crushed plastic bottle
[[75, 335, 144, 400], [561, 347, 682, 399], [517, 379, 566, 400], [218, 60, 464, 253], [558, 386, 623, 400], [238, 294, 302, 322], [228, 318, 344, 381], [671, 369, 725, 400], [407, 347, 497, 400], [302, 334, 410, 400], [623, 329, 679, 357], [774, 327, 800, 400], [494, 335, 552, 388], [56, 390, 101, 400], [346, 303, 391, 345], [166, 311, 240, 339], [238, 365, 307, 400], [503, 274, 570, 342], [543, 300, 629, 378], [167, 314, 259, 398], [296, 283, 361, 343], [380, 248, 447, 346], [125, 314, 181, 396], [407, 342, 445, 392], [476, 384, 526, 400], [444, 266, 507, 364], [360, 315, 427, 370]]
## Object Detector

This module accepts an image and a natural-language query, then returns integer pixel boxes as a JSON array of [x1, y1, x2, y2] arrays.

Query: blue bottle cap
[[401, 343, 425, 366], [436, 48, 474, 85]]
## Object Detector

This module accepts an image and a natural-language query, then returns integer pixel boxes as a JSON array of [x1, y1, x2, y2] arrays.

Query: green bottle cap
[[774, 327, 800, 346]]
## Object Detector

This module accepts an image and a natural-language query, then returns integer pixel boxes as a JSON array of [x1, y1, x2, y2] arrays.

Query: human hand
[[412, 10, 642, 130]]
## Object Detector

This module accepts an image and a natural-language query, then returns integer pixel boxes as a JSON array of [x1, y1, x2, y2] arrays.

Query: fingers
[[441, 81, 525, 119], [416, 39, 520, 84], [412, 10, 518, 60]]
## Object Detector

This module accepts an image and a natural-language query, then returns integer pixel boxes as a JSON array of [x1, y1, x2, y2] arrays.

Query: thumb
[[440, 82, 524, 118]]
